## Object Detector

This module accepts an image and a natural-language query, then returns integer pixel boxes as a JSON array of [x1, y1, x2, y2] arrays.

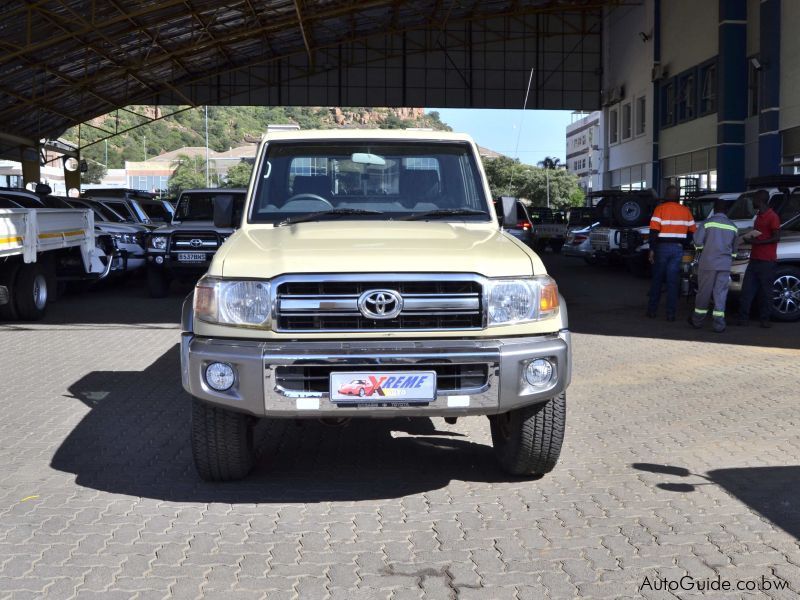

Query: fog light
[[524, 359, 554, 387], [205, 362, 235, 391], [155, 255, 164, 264]]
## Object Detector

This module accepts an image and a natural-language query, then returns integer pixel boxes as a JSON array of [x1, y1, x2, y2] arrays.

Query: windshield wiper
[[277, 208, 384, 226], [399, 208, 489, 221]]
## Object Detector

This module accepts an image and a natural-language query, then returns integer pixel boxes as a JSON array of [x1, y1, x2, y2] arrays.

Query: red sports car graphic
[[337, 378, 372, 397]]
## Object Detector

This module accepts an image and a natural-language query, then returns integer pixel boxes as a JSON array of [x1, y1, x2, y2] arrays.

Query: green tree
[[224, 161, 253, 188], [518, 168, 585, 210], [81, 159, 107, 184], [168, 154, 205, 195], [482, 156, 584, 209], [537, 156, 562, 170]]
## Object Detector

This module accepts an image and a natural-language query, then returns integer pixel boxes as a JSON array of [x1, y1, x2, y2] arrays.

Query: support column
[[758, 0, 781, 175], [716, 0, 747, 192], [651, 0, 661, 192]]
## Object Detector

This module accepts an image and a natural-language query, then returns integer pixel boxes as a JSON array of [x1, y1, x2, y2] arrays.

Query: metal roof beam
[[294, 0, 314, 64]]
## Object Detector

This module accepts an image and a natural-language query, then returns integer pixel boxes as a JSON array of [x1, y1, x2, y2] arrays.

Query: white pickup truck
[[0, 207, 113, 320]]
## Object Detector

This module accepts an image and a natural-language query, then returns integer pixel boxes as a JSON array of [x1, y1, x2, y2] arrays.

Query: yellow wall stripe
[[0, 235, 23, 245]]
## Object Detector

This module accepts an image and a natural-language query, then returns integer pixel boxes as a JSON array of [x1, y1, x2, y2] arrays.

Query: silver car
[[562, 223, 598, 260]]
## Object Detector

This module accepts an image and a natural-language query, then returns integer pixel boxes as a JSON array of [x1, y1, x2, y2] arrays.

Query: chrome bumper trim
[[182, 334, 571, 418]]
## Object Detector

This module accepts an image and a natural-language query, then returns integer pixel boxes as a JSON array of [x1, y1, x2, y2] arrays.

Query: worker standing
[[647, 185, 697, 321], [735, 190, 781, 327], [689, 198, 739, 332]]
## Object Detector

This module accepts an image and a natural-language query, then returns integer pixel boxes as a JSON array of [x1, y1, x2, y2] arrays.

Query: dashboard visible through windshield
[[249, 141, 490, 224]]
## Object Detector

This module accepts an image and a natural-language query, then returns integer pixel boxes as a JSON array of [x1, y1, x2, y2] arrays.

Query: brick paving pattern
[[1, 257, 799, 599]]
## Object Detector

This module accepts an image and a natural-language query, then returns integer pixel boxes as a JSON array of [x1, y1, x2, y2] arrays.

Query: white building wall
[[565, 111, 603, 192], [602, 1, 654, 190], [657, 1, 719, 192]]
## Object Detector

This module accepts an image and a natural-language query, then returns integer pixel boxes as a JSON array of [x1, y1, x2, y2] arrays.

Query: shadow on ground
[[632, 462, 800, 539], [51, 345, 522, 503], [542, 252, 800, 350], [0, 274, 191, 328]]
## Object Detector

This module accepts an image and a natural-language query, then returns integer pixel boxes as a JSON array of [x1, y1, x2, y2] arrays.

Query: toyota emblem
[[358, 289, 403, 319], [189, 238, 203, 248]]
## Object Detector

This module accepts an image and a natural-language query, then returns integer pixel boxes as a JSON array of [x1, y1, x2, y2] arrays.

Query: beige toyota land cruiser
[[181, 129, 571, 481]]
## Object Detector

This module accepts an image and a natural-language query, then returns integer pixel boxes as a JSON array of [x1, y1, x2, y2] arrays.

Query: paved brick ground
[[1, 256, 800, 599]]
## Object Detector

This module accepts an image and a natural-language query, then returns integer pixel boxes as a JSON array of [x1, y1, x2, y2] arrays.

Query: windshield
[[568, 208, 596, 227], [250, 141, 489, 223], [0, 194, 42, 208], [685, 199, 716, 221], [727, 193, 758, 221], [136, 200, 172, 223], [90, 201, 127, 222], [175, 192, 246, 222]]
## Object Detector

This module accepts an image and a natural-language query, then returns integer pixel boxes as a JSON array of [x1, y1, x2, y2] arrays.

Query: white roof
[[261, 128, 476, 144]]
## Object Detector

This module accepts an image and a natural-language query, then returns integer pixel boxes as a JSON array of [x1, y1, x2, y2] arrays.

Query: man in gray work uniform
[[689, 198, 739, 332]]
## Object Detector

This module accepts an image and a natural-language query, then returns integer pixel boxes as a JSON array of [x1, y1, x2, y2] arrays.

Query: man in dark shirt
[[736, 190, 781, 327]]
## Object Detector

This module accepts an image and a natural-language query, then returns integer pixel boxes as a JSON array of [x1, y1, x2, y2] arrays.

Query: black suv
[[145, 188, 246, 297]]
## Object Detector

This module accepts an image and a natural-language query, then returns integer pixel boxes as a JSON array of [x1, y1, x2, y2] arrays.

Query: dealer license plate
[[177, 252, 206, 262], [329, 371, 436, 405]]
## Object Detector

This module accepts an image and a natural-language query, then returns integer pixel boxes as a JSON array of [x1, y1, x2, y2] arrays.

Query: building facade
[[600, 0, 800, 195], [566, 111, 604, 193]]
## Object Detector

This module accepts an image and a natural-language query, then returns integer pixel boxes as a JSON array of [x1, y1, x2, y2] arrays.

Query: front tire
[[191, 397, 256, 481], [771, 266, 800, 322], [14, 263, 48, 320], [490, 393, 566, 476]]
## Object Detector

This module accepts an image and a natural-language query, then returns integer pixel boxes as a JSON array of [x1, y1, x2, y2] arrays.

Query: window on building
[[621, 102, 632, 140], [748, 58, 761, 117], [609, 108, 619, 144], [661, 81, 676, 127], [699, 61, 717, 115], [636, 96, 646, 135], [677, 71, 696, 122]]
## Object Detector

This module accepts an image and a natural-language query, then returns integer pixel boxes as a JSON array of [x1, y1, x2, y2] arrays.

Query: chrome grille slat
[[275, 275, 484, 332]]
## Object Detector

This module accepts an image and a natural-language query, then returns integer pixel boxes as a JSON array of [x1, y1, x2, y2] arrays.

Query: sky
[[428, 108, 575, 166]]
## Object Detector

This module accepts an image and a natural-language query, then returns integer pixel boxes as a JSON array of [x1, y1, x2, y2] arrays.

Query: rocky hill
[[62, 106, 450, 169]]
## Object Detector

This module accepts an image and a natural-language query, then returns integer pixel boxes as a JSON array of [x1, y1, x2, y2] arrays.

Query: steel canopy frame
[[0, 1, 636, 160]]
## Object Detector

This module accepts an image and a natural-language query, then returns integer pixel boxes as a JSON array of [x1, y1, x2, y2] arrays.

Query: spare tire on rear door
[[612, 196, 651, 227], [596, 199, 613, 225]]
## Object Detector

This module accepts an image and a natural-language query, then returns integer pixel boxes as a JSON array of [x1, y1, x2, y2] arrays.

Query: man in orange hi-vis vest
[[646, 185, 697, 321]]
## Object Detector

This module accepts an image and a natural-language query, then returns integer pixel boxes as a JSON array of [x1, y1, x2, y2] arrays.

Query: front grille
[[276, 278, 483, 331], [590, 229, 610, 251], [170, 232, 220, 251], [275, 363, 490, 394]]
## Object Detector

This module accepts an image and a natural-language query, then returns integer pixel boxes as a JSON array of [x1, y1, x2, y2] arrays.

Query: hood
[[96, 222, 147, 234], [215, 221, 540, 278], [159, 221, 236, 234]]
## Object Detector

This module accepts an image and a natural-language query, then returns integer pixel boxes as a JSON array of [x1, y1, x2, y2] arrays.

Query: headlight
[[487, 276, 559, 326], [149, 235, 167, 250], [112, 233, 137, 245], [734, 249, 751, 261], [194, 277, 271, 327]]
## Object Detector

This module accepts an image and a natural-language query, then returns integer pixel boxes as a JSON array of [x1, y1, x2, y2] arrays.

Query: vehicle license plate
[[329, 371, 436, 404], [177, 252, 206, 262]]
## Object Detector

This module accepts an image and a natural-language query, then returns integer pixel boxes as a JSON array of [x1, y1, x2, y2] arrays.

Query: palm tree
[[537, 156, 562, 170]]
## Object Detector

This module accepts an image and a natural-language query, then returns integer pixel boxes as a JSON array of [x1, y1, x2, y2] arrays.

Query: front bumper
[[181, 333, 572, 418]]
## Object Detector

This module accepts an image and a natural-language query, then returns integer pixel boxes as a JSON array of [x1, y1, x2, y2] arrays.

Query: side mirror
[[498, 196, 519, 228], [213, 195, 235, 228]]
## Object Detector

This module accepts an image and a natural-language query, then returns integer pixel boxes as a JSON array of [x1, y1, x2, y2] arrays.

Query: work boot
[[712, 318, 726, 333], [688, 315, 703, 329]]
